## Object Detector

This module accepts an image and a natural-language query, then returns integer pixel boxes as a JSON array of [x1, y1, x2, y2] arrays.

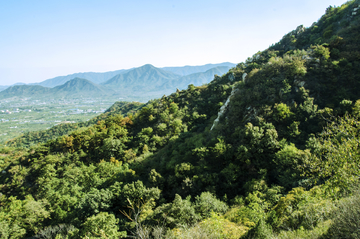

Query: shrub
[[80, 212, 126, 238], [166, 213, 247, 239], [242, 219, 274, 239], [323, 29, 333, 39], [324, 193, 360, 238], [194, 192, 228, 219], [153, 194, 199, 228]]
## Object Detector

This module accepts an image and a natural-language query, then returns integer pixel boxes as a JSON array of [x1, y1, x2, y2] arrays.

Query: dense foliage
[[1, 1, 360, 238]]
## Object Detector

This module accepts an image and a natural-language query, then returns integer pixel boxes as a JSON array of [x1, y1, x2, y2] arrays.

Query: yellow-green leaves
[[304, 114, 360, 195]]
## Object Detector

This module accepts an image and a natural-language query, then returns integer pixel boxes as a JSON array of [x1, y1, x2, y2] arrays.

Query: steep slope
[[102, 64, 181, 92], [2, 1, 360, 238], [270, 2, 360, 55]]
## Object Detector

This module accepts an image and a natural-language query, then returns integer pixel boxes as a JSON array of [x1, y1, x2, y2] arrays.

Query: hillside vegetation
[[1, 1, 360, 238]]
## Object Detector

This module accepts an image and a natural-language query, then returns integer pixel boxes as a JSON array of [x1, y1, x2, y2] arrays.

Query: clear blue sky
[[0, 0, 348, 85]]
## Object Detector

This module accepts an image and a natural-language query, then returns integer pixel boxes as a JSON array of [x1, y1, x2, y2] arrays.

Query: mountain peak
[[67, 77, 92, 83], [138, 64, 157, 71], [54, 77, 99, 91], [102, 64, 181, 89]]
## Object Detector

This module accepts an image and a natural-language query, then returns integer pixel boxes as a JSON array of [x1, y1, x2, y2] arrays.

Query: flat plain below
[[0, 97, 119, 144]]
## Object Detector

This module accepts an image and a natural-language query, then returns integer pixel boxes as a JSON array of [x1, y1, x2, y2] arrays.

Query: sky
[[0, 0, 349, 85]]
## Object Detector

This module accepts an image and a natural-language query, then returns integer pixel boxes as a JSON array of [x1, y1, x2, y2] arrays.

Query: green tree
[[153, 194, 199, 228], [80, 212, 126, 238], [303, 114, 360, 194], [0, 195, 50, 238], [194, 192, 228, 219]]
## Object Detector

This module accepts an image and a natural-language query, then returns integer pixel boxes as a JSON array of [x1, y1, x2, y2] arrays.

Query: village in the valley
[[0, 97, 114, 143]]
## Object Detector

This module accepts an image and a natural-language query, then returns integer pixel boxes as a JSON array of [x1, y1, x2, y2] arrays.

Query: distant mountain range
[[0, 82, 26, 92], [0, 85, 9, 92], [160, 66, 232, 90], [34, 62, 234, 88], [0, 85, 52, 99], [0, 78, 113, 100], [0, 63, 235, 101], [53, 78, 114, 97], [161, 62, 236, 76], [36, 69, 131, 87], [102, 64, 181, 92]]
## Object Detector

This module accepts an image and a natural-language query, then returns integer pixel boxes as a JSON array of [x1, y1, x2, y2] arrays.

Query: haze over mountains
[[3, 1, 360, 238], [36, 69, 130, 87], [161, 66, 232, 90], [0, 62, 235, 101], [102, 64, 181, 91]]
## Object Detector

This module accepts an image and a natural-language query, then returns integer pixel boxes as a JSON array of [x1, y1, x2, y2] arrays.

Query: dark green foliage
[[152, 194, 200, 228], [1, 1, 360, 238], [0, 195, 50, 238], [76, 188, 114, 220]]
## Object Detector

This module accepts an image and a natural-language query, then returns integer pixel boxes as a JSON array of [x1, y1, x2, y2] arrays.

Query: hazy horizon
[[1, 0, 348, 85], [1, 62, 236, 86]]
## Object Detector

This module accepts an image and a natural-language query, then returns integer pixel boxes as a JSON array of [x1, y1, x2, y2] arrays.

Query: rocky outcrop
[[242, 73, 247, 82], [211, 85, 238, 130], [228, 73, 235, 81]]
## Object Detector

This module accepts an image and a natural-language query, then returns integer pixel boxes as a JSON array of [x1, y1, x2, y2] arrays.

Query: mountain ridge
[[161, 62, 235, 76], [0, 64, 233, 100], [35, 69, 131, 88], [52, 77, 115, 97], [0, 62, 235, 89], [101, 64, 181, 91], [0, 85, 52, 99], [0, 78, 114, 99], [3, 1, 360, 238], [161, 66, 233, 90]]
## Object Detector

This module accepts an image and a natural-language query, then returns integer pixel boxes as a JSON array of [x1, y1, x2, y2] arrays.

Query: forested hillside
[[1, 1, 360, 238]]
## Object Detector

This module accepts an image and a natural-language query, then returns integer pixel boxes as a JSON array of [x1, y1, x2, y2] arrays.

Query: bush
[[194, 192, 228, 219], [272, 187, 334, 231], [242, 219, 274, 239], [323, 30, 333, 39], [166, 213, 247, 239], [33, 224, 77, 239], [80, 212, 126, 238], [274, 220, 331, 239], [324, 193, 360, 238], [153, 194, 200, 228]]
